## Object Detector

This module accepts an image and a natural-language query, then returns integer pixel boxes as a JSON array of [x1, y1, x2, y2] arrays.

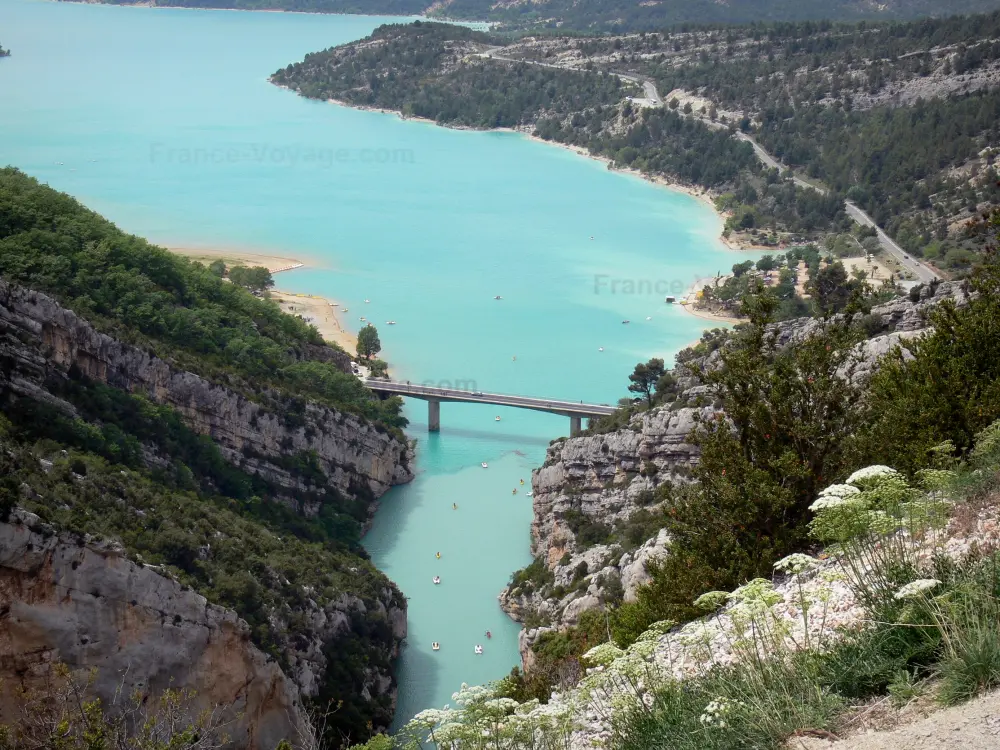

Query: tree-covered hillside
[[58, 0, 1000, 33], [0, 168, 408, 746]]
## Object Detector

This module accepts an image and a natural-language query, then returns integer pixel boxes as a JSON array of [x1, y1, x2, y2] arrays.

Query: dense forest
[[0, 168, 406, 745], [60, 0, 1000, 33], [273, 22, 627, 128]]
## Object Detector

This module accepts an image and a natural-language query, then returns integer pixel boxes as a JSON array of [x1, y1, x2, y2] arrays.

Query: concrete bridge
[[364, 379, 617, 436]]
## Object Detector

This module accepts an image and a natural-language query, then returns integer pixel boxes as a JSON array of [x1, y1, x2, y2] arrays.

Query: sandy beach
[[169, 246, 357, 352], [271, 290, 358, 353]]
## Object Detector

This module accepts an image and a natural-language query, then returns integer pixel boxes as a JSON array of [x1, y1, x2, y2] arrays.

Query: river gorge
[[0, 0, 752, 729]]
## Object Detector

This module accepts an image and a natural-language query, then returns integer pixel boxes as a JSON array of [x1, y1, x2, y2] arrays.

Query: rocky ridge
[[0, 280, 413, 512], [0, 279, 414, 739], [500, 281, 965, 662]]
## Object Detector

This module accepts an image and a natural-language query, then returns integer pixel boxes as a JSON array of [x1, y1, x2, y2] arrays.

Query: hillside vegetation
[[0, 169, 409, 746], [59, 0, 1000, 33], [274, 23, 847, 241]]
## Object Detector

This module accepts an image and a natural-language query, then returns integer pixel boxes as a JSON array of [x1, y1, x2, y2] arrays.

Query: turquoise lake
[[0, 0, 748, 730]]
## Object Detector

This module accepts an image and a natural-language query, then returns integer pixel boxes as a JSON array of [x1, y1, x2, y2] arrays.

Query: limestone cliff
[[0, 279, 413, 742], [0, 510, 307, 747], [500, 281, 964, 660], [0, 280, 412, 512]]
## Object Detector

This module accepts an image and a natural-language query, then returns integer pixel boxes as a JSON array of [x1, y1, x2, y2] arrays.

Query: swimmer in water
[[453, 503, 458, 510], [436, 552, 441, 559]]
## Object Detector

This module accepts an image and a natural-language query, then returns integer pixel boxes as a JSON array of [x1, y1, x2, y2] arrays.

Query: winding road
[[475, 46, 942, 282]]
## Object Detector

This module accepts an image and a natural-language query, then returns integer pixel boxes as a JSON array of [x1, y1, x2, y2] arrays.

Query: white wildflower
[[818, 483, 861, 499], [582, 642, 624, 666], [845, 465, 901, 487], [773, 553, 818, 574], [894, 578, 942, 600]]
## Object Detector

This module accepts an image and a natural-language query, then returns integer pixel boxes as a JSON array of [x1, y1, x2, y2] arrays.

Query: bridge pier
[[428, 399, 440, 432], [570, 415, 582, 437]]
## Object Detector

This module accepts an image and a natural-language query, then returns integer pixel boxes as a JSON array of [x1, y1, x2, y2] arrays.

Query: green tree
[[227, 265, 273, 294], [357, 324, 382, 361], [208, 259, 226, 277], [628, 358, 666, 408]]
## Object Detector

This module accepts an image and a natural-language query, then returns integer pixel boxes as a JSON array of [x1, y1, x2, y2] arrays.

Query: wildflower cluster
[[894, 578, 941, 600], [699, 697, 743, 728]]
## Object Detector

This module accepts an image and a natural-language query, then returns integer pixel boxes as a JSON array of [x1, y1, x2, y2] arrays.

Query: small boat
[[598, 347, 604, 352], [494, 295, 503, 300], [432, 642, 440, 651], [433, 576, 441, 585], [453, 503, 458, 510], [665, 296, 676, 304], [474, 645, 484, 654], [512, 356, 517, 361], [495, 416, 501, 422], [526, 491, 534, 497], [622, 320, 631, 325], [360, 317, 366, 322], [364, 299, 371, 303], [645, 316, 652, 321], [589, 236, 594, 240], [512, 488, 517, 495], [342, 308, 348, 312], [387, 320, 397, 325], [481, 462, 488, 469], [436, 552, 441, 559]]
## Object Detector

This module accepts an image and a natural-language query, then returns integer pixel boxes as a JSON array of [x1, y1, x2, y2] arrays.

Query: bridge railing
[[363, 379, 618, 413]]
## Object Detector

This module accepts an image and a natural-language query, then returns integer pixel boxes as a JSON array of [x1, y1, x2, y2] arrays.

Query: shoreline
[[306, 91, 770, 255], [678, 275, 742, 326], [168, 246, 358, 352]]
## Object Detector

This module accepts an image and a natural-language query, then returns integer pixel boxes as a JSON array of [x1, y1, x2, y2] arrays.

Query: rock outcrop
[[0, 510, 307, 747], [0, 280, 414, 739], [0, 280, 412, 512], [500, 282, 964, 662]]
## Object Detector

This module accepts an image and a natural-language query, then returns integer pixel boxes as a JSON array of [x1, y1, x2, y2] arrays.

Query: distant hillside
[[60, 0, 1000, 32]]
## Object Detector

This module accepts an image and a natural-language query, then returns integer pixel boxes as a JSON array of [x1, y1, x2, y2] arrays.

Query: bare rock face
[[0, 511, 307, 748], [0, 280, 412, 511], [500, 283, 964, 665], [0, 280, 413, 735]]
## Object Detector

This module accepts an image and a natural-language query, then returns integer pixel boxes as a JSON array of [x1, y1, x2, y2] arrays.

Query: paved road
[[845, 201, 940, 283], [364, 379, 618, 417]]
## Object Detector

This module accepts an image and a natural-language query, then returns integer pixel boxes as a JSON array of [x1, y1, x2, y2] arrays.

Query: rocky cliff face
[[0, 280, 412, 512], [0, 510, 307, 747], [500, 281, 965, 660], [0, 280, 414, 741]]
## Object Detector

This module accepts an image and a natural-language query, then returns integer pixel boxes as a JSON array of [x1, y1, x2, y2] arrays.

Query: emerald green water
[[0, 0, 744, 728]]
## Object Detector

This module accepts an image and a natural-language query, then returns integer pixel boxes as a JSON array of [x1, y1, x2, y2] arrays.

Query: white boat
[[432, 642, 440, 651], [526, 491, 534, 497], [360, 317, 366, 322], [341, 308, 348, 312], [433, 576, 441, 585], [622, 320, 630, 325], [589, 236, 594, 240], [474, 645, 484, 655], [387, 321, 397, 325], [645, 316, 652, 321], [598, 347, 604, 352], [494, 295, 503, 300], [481, 462, 488, 469], [495, 416, 501, 422], [364, 299, 371, 303]]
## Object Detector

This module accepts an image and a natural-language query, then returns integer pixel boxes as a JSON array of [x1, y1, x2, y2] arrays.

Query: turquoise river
[[0, 0, 750, 731]]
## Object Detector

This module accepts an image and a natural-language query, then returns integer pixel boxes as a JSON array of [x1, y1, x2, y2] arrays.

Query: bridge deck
[[364, 379, 617, 417]]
